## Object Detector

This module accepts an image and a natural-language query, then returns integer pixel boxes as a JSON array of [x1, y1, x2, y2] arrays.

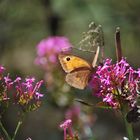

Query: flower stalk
[[115, 27, 122, 62], [121, 107, 134, 140], [0, 120, 11, 140], [0, 120, 23, 140], [12, 121, 22, 140], [115, 28, 134, 139]]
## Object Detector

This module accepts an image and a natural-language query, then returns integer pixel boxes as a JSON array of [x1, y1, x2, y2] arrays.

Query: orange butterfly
[[58, 47, 100, 89]]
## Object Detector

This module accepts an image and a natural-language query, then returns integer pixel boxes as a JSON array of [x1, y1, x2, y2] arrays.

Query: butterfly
[[58, 46, 100, 89]]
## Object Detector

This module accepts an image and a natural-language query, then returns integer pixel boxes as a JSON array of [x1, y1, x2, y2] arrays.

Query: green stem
[[122, 110, 134, 140], [12, 121, 22, 140], [0, 120, 11, 140]]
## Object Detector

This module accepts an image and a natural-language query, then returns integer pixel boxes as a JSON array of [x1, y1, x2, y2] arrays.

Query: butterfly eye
[[66, 57, 71, 61]]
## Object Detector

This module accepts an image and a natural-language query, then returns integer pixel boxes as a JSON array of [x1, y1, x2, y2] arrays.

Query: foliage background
[[0, 0, 140, 140]]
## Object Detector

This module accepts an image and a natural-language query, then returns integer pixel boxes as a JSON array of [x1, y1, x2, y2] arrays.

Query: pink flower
[[90, 58, 140, 109], [103, 93, 113, 103], [35, 36, 72, 67], [0, 65, 5, 73], [14, 77, 44, 108], [14, 77, 21, 82], [60, 119, 73, 140], [4, 74, 13, 89], [137, 68, 140, 78], [0, 65, 5, 80], [35, 92, 44, 99], [23, 77, 35, 92], [60, 119, 72, 129]]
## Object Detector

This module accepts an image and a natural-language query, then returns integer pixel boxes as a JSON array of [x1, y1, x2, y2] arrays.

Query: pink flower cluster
[[14, 77, 43, 108], [90, 58, 140, 109], [0, 65, 44, 112], [35, 36, 72, 67], [0, 66, 11, 102]]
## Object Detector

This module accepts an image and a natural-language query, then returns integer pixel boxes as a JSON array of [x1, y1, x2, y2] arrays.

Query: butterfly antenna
[[92, 46, 100, 68]]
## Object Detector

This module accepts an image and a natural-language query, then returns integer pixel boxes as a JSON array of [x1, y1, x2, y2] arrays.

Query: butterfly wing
[[58, 54, 91, 73], [65, 69, 91, 89], [126, 106, 140, 123]]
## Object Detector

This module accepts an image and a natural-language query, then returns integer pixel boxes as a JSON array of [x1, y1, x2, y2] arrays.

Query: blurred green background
[[0, 0, 140, 140]]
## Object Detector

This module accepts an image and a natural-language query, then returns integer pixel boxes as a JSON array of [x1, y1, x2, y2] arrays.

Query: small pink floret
[[59, 119, 72, 129]]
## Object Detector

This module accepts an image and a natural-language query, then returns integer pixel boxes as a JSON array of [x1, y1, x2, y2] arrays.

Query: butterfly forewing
[[58, 54, 91, 73], [77, 22, 104, 54]]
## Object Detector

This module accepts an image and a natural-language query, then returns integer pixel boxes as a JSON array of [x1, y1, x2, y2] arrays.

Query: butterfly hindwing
[[65, 69, 91, 89]]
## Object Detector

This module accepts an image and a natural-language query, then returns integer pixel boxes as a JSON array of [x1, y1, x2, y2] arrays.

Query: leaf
[[74, 98, 94, 106], [95, 102, 112, 109]]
